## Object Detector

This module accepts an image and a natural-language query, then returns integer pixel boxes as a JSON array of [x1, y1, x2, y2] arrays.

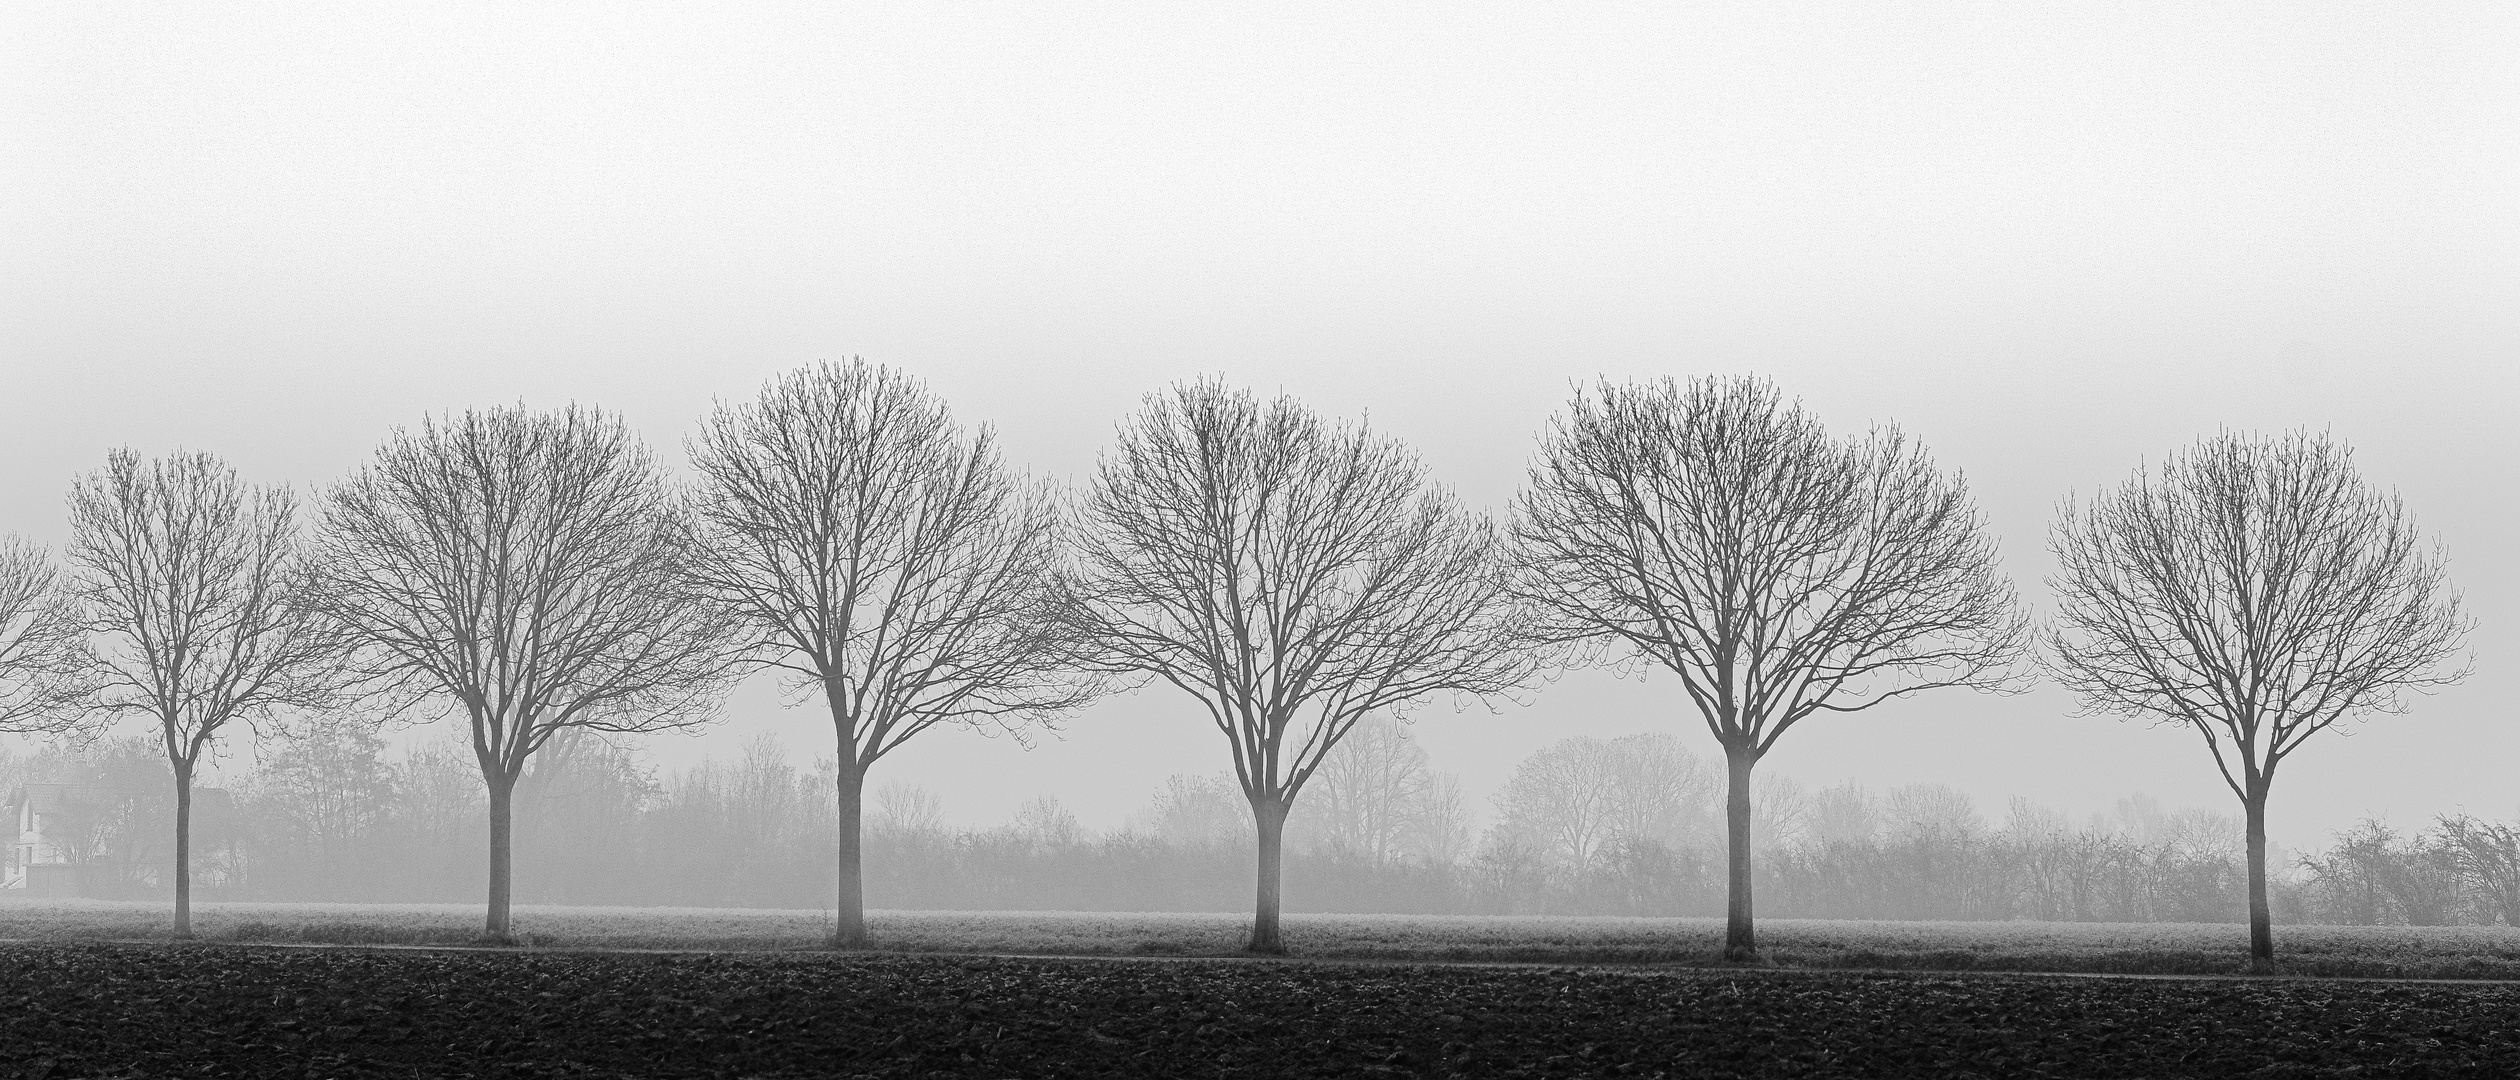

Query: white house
[[2, 783, 103, 898]]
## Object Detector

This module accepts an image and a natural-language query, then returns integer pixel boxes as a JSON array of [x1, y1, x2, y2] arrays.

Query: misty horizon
[[6, 5, 2513, 904]]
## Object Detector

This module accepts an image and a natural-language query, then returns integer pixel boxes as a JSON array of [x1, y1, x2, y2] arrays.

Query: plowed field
[[2, 943, 2513, 1078]]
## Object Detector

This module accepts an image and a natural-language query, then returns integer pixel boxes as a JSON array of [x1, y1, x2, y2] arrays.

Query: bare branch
[[1511, 376, 2028, 757], [1069, 379, 1535, 809], [311, 405, 738, 783], [2045, 429, 2471, 794], [686, 359, 1100, 772], [66, 450, 336, 756], [0, 535, 92, 733]]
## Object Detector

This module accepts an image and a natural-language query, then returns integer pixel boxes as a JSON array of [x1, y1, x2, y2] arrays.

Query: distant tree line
[[10, 720, 2516, 930]]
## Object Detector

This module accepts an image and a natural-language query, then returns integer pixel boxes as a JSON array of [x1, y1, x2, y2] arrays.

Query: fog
[[3, 2, 2513, 898]]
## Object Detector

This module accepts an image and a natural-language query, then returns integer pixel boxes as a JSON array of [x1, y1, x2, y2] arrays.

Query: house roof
[[3, 783, 107, 815]]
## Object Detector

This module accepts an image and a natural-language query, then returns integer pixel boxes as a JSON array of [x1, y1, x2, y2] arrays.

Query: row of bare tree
[[0, 363, 2472, 966]]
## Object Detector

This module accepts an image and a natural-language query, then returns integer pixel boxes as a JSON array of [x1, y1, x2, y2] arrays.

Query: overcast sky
[[4, 3, 2514, 850]]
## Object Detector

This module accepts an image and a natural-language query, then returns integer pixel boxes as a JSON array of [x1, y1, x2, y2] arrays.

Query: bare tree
[[309, 405, 737, 940], [1493, 733, 1720, 872], [1513, 375, 2026, 959], [1010, 794, 1086, 852], [2047, 430, 2470, 968], [2436, 814, 2520, 927], [1490, 737, 1622, 873], [1407, 773, 1476, 866], [0, 535, 89, 732], [1750, 774, 1812, 853], [1289, 716, 1450, 866], [1141, 774, 1253, 849], [1602, 731, 1717, 850], [1807, 781, 1882, 846], [64, 449, 333, 936], [1068, 379, 1533, 953], [1882, 783, 1985, 843], [2000, 796, 2077, 921], [686, 360, 1093, 947], [869, 781, 945, 842], [245, 713, 399, 895]]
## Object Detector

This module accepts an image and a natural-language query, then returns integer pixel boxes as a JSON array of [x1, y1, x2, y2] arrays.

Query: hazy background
[[4, 3, 2513, 853]]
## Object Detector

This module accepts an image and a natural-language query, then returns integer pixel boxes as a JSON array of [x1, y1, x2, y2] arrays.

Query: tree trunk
[[1723, 744, 1757, 962], [833, 762, 867, 949], [2243, 777, 2276, 971], [171, 759, 194, 939], [1248, 797, 1288, 955], [485, 772, 515, 942]]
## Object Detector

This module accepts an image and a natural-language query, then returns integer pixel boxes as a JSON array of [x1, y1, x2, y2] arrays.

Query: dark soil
[[1, 943, 2513, 1078]]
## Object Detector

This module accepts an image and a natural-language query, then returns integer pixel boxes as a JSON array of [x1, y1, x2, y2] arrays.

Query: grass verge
[[5, 899, 2517, 978]]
